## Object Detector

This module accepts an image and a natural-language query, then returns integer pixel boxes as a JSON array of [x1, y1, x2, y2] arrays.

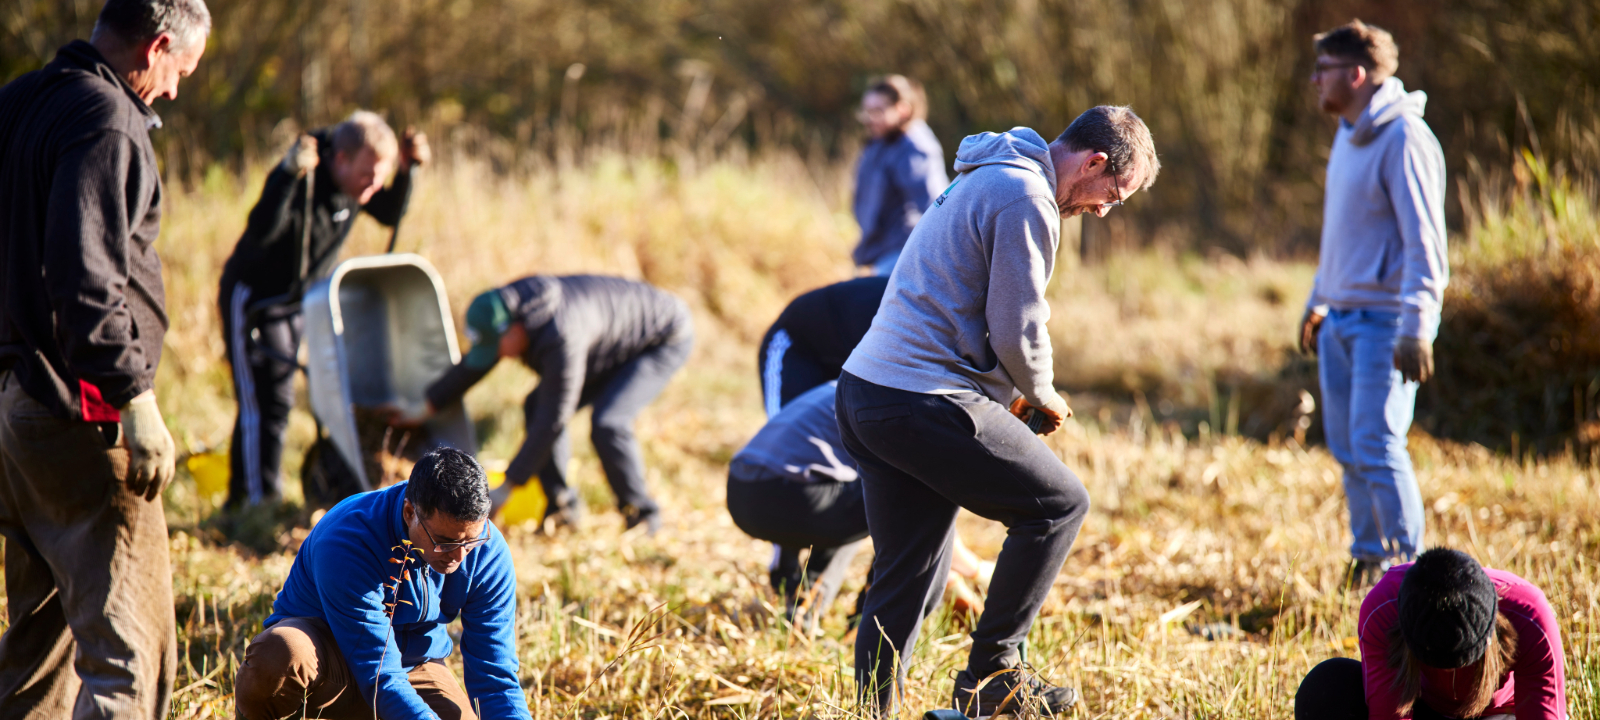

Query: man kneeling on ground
[[234, 448, 528, 720]]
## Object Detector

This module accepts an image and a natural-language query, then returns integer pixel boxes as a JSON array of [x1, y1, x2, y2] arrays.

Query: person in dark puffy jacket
[[410, 275, 693, 536]]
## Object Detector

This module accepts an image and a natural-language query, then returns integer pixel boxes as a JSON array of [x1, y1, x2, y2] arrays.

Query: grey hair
[[1054, 105, 1161, 190], [92, 0, 212, 53], [331, 110, 400, 160]]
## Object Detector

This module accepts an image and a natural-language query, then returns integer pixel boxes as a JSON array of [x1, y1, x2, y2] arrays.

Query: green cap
[[461, 290, 512, 369]]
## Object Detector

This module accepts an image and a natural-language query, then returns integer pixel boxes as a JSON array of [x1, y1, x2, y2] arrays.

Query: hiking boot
[[622, 505, 661, 537], [951, 666, 1078, 718], [1344, 558, 1389, 591]]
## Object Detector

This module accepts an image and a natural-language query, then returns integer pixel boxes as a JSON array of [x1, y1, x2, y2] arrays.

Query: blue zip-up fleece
[[843, 127, 1063, 409], [264, 483, 529, 720], [1306, 77, 1448, 340], [851, 120, 949, 266]]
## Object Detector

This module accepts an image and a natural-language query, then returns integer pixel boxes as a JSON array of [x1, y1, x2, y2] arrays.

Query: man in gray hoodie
[[837, 106, 1158, 717], [1299, 21, 1447, 586]]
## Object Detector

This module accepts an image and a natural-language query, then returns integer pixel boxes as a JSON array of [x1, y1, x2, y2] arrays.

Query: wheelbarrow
[[299, 253, 476, 506]]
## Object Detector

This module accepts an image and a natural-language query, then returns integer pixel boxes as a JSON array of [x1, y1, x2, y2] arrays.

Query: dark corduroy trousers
[[0, 372, 177, 720]]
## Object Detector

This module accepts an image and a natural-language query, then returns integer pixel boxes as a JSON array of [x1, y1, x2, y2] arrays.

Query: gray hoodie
[[1307, 77, 1448, 340], [843, 127, 1064, 409]]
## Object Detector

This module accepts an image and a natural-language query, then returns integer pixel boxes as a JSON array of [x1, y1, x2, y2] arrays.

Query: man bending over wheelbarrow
[[401, 275, 694, 536], [218, 110, 429, 509]]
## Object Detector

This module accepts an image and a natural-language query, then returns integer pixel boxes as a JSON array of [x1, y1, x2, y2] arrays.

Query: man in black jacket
[[0, 1, 209, 716], [219, 111, 428, 508], [758, 276, 888, 417], [401, 275, 693, 535]]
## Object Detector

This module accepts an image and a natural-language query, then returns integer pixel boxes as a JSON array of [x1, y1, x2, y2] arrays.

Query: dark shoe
[[952, 666, 1078, 718], [540, 489, 584, 533], [622, 505, 661, 537], [1344, 558, 1389, 590]]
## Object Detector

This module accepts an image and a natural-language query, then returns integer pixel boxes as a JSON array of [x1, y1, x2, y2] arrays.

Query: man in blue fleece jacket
[[234, 448, 527, 720], [838, 106, 1159, 717], [1298, 20, 1447, 586]]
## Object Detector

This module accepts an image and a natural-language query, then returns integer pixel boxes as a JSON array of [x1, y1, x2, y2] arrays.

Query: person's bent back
[[235, 448, 529, 720], [1295, 548, 1565, 720]]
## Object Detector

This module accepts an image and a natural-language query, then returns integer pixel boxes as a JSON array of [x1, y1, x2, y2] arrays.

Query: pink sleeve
[[1497, 574, 1567, 720], [1360, 569, 1407, 720]]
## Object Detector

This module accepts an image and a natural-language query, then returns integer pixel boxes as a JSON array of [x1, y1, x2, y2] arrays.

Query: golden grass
[[14, 152, 1600, 718]]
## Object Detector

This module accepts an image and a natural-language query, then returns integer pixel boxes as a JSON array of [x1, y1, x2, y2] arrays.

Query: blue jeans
[[1318, 309, 1424, 562]]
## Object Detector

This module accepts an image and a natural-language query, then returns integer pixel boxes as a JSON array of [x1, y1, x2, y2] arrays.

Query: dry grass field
[[9, 150, 1600, 719]]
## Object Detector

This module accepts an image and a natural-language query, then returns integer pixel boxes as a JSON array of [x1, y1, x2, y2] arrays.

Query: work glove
[[280, 134, 319, 175], [1298, 308, 1325, 356], [1010, 393, 1072, 436], [120, 390, 176, 501], [400, 128, 431, 168], [1394, 336, 1434, 384]]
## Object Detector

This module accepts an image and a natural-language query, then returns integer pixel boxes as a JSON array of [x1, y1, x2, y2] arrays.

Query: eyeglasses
[[1310, 61, 1359, 78], [415, 515, 490, 554], [1098, 155, 1127, 213]]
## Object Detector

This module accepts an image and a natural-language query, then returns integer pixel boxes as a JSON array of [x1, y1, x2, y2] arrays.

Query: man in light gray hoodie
[[837, 106, 1158, 718], [1299, 21, 1447, 586]]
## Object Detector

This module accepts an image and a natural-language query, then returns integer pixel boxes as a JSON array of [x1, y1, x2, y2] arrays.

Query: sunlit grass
[[7, 151, 1598, 718]]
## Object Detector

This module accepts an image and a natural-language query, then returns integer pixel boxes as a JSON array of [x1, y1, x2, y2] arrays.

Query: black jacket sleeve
[[503, 332, 589, 486], [41, 130, 158, 407], [425, 360, 493, 413], [241, 164, 307, 256], [361, 164, 414, 227]]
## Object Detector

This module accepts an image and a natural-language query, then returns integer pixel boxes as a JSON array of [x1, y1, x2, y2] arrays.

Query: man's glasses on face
[[415, 515, 490, 554], [1098, 155, 1127, 214], [1310, 61, 1359, 79]]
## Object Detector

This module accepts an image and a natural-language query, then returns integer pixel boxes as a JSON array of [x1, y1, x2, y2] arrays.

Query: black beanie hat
[[1397, 548, 1499, 669]]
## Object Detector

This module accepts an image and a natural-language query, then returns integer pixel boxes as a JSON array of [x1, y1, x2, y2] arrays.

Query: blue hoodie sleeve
[[312, 529, 437, 720], [1383, 119, 1449, 340], [890, 141, 947, 233], [458, 532, 529, 720]]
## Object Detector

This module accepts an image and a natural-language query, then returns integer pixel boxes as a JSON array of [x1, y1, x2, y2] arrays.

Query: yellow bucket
[[486, 470, 547, 527], [186, 451, 230, 500]]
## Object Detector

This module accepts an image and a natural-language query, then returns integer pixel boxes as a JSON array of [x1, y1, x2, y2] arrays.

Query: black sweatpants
[[726, 473, 870, 619], [221, 280, 303, 507], [835, 371, 1091, 713], [1295, 657, 1471, 720], [529, 333, 693, 515]]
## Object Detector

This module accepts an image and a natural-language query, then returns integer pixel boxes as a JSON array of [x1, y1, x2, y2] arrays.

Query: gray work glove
[[1394, 336, 1434, 384], [120, 391, 176, 501], [280, 134, 319, 176]]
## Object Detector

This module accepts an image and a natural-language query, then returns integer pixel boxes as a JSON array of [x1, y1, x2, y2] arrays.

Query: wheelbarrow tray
[[302, 253, 475, 491]]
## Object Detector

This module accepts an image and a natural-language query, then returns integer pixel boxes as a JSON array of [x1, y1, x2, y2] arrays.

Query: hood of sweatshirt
[[1349, 77, 1427, 147], [952, 127, 1057, 192]]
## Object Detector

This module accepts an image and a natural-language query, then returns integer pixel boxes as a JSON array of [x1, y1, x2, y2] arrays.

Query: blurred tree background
[[3, 0, 1597, 256]]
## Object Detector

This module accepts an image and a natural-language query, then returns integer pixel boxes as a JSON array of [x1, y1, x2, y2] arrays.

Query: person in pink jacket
[[1295, 548, 1566, 720]]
